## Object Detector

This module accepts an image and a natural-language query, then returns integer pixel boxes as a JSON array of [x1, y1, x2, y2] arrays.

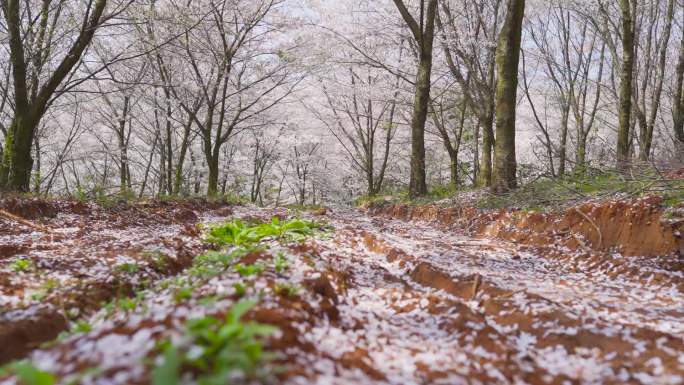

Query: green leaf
[[151, 346, 181, 385], [227, 299, 258, 323], [9, 361, 56, 385]]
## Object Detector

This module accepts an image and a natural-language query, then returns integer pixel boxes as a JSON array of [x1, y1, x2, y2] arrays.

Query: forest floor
[[0, 188, 683, 384]]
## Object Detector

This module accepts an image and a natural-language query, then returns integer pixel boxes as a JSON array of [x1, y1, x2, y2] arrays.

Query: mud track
[[2, 203, 684, 384]]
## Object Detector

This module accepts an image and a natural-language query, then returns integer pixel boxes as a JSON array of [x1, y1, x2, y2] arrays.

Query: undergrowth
[[149, 216, 321, 384], [357, 168, 684, 212], [205, 217, 326, 247], [476, 169, 684, 211]]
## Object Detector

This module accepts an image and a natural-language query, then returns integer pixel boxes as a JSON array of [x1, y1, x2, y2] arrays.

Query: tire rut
[[318, 211, 684, 384]]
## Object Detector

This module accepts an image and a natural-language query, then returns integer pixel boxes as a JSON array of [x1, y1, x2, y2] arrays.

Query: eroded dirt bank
[[366, 196, 684, 257], [2, 202, 684, 384]]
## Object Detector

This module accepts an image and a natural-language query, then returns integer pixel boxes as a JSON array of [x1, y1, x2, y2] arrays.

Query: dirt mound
[[368, 196, 683, 257], [0, 308, 67, 363], [0, 198, 59, 219]]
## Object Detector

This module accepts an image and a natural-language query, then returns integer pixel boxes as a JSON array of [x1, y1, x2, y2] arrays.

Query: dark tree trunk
[[409, 56, 432, 197], [558, 104, 569, 177], [674, 8, 684, 162], [392, 0, 438, 198], [616, 0, 636, 170], [207, 155, 220, 196], [492, 0, 525, 193], [2, 116, 36, 192], [449, 152, 459, 189]]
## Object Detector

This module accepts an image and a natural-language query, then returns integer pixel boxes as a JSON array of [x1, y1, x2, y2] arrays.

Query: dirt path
[[2, 205, 684, 384], [303, 209, 684, 384]]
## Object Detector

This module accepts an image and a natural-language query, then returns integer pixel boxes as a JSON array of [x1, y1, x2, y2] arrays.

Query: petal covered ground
[[1, 201, 684, 384]]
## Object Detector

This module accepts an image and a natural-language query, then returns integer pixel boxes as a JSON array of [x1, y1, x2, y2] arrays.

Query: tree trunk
[[33, 135, 41, 193], [473, 124, 480, 183], [174, 130, 191, 195], [139, 132, 159, 198], [1, 115, 36, 192], [392, 0, 438, 198], [409, 56, 431, 198], [576, 140, 587, 171], [449, 151, 459, 189], [478, 112, 494, 186], [616, 0, 636, 170], [558, 104, 569, 177], [165, 94, 173, 194], [118, 96, 130, 194], [492, 0, 525, 193], [674, 10, 684, 162], [207, 155, 219, 196]]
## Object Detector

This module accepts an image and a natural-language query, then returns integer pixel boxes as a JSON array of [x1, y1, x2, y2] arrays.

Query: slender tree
[[615, 0, 637, 170], [674, 1, 684, 161], [392, 0, 438, 198], [430, 92, 468, 189], [491, 0, 525, 193], [635, 0, 675, 161], [313, 65, 399, 197], [436, 0, 502, 187]]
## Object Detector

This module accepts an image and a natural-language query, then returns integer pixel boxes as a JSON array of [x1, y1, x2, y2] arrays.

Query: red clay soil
[[4, 206, 684, 384], [366, 195, 684, 257]]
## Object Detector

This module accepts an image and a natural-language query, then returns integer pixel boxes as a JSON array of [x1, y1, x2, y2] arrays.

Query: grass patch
[[356, 168, 684, 212], [475, 169, 684, 211]]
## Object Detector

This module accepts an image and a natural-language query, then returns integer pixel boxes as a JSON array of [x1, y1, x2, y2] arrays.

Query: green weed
[[0, 361, 55, 385], [234, 263, 265, 277], [142, 250, 171, 271], [189, 249, 250, 279], [152, 299, 277, 385], [174, 287, 194, 303], [233, 282, 247, 297], [205, 217, 321, 247], [71, 320, 93, 334], [10, 258, 33, 273], [114, 262, 140, 274], [274, 252, 288, 274], [274, 283, 299, 298]]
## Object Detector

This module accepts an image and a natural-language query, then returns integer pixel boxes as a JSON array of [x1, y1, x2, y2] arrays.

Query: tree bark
[[392, 0, 438, 198], [674, 4, 684, 162], [409, 55, 432, 197], [118, 96, 130, 194], [207, 155, 220, 197], [616, 0, 636, 170], [492, 0, 525, 193], [558, 104, 569, 177], [479, 107, 494, 187]]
